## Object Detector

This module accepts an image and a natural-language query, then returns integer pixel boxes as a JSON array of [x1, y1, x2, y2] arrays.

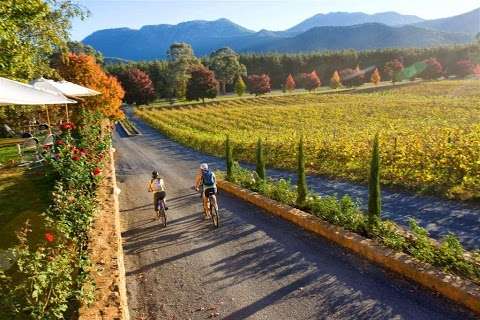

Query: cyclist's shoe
[[165, 207, 169, 210]]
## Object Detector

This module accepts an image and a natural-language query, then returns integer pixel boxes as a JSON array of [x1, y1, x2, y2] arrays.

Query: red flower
[[45, 232, 55, 243], [72, 155, 80, 161], [60, 122, 75, 131], [92, 167, 101, 176], [43, 144, 52, 150], [55, 139, 65, 146]]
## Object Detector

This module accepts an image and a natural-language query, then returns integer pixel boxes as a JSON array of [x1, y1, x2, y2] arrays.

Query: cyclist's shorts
[[204, 188, 216, 198], [154, 191, 166, 210]]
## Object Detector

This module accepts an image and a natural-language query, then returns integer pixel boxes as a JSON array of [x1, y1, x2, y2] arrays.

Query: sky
[[70, 0, 480, 40]]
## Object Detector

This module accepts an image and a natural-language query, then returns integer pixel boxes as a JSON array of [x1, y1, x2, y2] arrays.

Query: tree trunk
[[221, 82, 226, 95]]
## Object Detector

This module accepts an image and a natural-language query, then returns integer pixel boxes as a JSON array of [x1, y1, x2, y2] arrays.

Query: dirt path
[[114, 119, 476, 319]]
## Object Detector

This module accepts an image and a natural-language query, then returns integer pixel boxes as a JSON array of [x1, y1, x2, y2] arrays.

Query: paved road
[[130, 109, 480, 250], [114, 118, 476, 319]]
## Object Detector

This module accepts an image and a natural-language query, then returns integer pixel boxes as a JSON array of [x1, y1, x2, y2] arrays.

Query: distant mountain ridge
[[285, 11, 424, 34], [413, 8, 480, 35], [249, 23, 472, 53], [82, 9, 479, 61]]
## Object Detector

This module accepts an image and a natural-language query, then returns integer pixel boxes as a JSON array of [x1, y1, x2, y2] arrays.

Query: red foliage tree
[[452, 59, 475, 78], [56, 53, 125, 119], [473, 64, 480, 78], [384, 59, 404, 83], [248, 74, 271, 96], [186, 65, 219, 103], [117, 68, 156, 105], [421, 58, 444, 79], [285, 74, 296, 91], [304, 71, 321, 91]]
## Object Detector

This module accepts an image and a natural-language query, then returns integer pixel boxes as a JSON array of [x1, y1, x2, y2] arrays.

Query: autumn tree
[[248, 74, 271, 96], [208, 47, 246, 94], [186, 65, 218, 103], [452, 59, 475, 78], [117, 68, 156, 105], [304, 71, 321, 91], [371, 68, 381, 85], [0, 0, 86, 79], [384, 59, 404, 83], [234, 76, 246, 96], [421, 58, 444, 80], [166, 43, 200, 99], [56, 53, 125, 119], [330, 70, 341, 89], [285, 74, 296, 91]]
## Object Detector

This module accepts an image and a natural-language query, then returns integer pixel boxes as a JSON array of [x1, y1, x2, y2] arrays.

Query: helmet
[[152, 171, 159, 178], [200, 163, 208, 171]]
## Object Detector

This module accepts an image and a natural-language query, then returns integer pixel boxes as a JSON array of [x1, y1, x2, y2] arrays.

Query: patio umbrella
[[0, 77, 76, 133], [30, 78, 100, 121]]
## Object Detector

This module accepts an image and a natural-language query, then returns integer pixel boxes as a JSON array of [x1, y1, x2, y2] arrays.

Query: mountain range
[[82, 8, 480, 61]]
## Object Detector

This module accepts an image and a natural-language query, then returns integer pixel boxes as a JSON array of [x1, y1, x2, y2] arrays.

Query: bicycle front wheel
[[209, 196, 219, 228]]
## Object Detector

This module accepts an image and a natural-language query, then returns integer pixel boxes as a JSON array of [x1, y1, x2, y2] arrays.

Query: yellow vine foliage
[[137, 80, 480, 200]]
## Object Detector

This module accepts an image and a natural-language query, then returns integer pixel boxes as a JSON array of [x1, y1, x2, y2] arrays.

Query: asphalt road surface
[[114, 117, 477, 319]]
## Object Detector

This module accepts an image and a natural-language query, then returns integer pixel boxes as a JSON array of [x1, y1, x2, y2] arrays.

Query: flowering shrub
[[0, 110, 110, 319]]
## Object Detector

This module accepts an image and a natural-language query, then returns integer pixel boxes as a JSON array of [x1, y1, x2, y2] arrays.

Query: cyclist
[[195, 163, 217, 217], [148, 171, 168, 215]]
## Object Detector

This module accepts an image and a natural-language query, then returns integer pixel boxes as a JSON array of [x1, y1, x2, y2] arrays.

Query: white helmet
[[200, 163, 209, 171]]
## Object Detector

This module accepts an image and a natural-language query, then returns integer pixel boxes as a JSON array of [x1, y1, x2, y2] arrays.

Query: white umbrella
[[31, 78, 100, 121], [0, 77, 76, 133], [0, 77, 76, 105]]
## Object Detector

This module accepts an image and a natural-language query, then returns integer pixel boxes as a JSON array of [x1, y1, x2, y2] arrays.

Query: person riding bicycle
[[148, 171, 168, 214], [195, 163, 217, 216]]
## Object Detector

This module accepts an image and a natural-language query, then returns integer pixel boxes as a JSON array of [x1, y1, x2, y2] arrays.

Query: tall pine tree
[[256, 138, 266, 180], [225, 135, 234, 181], [368, 133, 381, 227], [296, 137, 307, 206]]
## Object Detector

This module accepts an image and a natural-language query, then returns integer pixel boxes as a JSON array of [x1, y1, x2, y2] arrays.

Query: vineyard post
[[368, 133, 382, 227]]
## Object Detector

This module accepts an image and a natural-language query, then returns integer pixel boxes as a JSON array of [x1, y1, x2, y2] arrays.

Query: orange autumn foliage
[[56, 53, 125, 119]]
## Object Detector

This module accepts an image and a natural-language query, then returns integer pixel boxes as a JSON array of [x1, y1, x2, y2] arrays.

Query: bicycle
[[197, 187, 220, 228], [207, 192, 219, 228], [156, 197, 167, 227]]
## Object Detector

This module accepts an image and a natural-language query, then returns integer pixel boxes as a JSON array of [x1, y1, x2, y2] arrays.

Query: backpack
[[202, 170, 215, 187]]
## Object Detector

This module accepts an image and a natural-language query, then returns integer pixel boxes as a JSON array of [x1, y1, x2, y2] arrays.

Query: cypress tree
[[225, 135, 233, 181], [296, 137, 307, 206], [256, 138, 266, 180], [368, 133, 381, 226]]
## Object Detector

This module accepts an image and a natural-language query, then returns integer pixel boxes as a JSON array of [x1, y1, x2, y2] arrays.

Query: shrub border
[[217, 179, 480, 315]]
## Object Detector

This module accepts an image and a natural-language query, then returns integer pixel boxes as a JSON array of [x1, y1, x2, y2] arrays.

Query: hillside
[[286, 11, 424, 34], [83, 18, 254, 60], [413, 8, 480, 35], [247, 23, 472, 53], [82, 10, 476, 60]]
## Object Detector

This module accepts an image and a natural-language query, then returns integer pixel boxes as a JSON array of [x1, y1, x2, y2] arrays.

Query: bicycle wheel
[[209, 196, 219, 228], [159, 206, 167, 227]]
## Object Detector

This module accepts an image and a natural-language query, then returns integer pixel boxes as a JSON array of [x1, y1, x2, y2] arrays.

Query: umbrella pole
[[45, 105, 52, 134], [65, 104, 69, 122]]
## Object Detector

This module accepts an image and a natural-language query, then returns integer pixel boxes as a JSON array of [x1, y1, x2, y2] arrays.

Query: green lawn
[[0, 167, 54, 250], [0, 146, 20, 165]]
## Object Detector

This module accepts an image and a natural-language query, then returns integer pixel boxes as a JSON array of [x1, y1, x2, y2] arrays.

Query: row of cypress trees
[[225, 134, 382, 228]]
